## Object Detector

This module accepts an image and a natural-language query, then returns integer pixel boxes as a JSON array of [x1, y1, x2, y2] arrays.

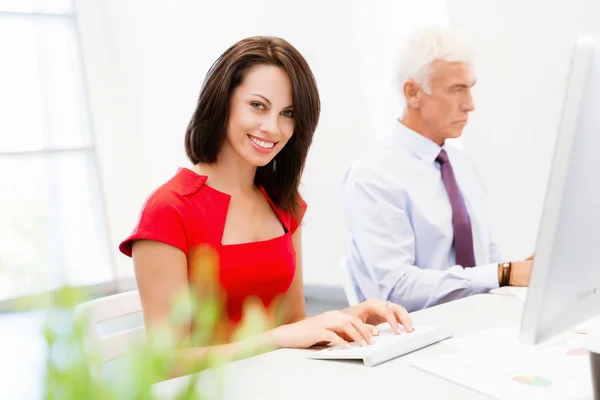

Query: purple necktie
[[436, 149, 476, 268]]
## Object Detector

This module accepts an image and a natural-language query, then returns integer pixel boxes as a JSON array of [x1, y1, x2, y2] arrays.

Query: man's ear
[[403, 80, 420, 109]]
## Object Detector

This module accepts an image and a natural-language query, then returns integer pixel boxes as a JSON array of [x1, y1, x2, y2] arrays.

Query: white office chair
[[338, 257, 359, 307], [74, 290, 146, 366]]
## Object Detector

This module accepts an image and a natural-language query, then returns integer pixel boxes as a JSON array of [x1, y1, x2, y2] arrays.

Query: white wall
[[446, 0, 600, 260], [77, 0, 598, 289], [76, 0, 446, 287], [302, 1, 447, 286]]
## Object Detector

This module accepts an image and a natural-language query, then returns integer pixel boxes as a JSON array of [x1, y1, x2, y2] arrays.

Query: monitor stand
[[588, 330, 600, 399]]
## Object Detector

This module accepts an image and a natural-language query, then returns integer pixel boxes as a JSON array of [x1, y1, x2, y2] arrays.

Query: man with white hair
[[342, 26, 532, 312]]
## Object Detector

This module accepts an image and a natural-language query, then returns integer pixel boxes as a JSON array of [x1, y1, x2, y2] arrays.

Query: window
[[0, 1, 114, 301]]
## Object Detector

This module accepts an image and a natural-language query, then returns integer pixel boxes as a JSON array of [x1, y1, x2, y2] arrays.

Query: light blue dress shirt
[[342, 121, 503, 312]]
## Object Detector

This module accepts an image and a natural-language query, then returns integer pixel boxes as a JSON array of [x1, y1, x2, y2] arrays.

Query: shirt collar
[[393, 120, 443, 165]]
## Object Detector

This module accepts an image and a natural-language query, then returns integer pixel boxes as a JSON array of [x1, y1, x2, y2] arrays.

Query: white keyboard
[[308, 325, 452, 367]]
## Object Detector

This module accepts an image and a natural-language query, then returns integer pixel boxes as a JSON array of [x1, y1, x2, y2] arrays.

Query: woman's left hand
[[342, 298, 413, 335]]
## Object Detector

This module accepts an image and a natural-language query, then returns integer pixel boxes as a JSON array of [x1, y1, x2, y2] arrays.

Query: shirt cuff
[[466, 262, 500, 292]]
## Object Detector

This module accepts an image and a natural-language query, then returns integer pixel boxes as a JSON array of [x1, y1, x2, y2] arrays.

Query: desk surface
[[152, 294, 524, 399]]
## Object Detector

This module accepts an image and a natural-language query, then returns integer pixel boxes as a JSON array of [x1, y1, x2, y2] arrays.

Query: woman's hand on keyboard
[[271, 310, 376, 349], [342, 299, 413, 334]]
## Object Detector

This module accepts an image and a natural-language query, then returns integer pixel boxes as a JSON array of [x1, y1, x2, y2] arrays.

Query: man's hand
[[509, 260, 533, 286]]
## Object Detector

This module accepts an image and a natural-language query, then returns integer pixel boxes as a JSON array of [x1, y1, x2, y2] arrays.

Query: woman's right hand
[[270, 310, 378, 350]]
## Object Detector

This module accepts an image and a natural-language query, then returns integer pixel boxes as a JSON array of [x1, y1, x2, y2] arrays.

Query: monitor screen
[[520, 34, 600, 345]]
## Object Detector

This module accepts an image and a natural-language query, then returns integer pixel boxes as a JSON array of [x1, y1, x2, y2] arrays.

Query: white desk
[[153, 294, 523, 399]]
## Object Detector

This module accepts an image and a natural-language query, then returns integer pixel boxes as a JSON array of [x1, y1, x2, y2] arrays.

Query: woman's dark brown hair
[[184, 36, 320, 219]]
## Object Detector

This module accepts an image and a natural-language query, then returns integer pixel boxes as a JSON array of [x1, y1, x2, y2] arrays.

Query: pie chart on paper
[[513, 375, 553, 387], [567, 347, 589, 356]]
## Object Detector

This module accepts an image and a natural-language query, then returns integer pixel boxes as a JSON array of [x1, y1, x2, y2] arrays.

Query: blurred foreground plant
[[20, 245, 271, 400]]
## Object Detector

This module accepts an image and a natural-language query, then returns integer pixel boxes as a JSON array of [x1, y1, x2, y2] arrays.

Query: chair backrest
[[338, 257, 359, 307], [74, 290, 146, 365]]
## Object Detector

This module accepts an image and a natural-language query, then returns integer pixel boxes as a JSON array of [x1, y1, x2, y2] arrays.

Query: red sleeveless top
[[119, 168, 306, 324]]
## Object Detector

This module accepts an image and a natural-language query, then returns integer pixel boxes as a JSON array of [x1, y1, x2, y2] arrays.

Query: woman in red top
[[120, 36, 412, 369]]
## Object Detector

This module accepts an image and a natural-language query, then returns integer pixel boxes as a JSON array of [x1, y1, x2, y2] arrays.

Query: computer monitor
[[520, 34, 600, 346]]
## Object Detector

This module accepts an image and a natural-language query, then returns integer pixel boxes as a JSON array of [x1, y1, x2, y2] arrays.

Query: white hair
[[396, 25, 474, 95]]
